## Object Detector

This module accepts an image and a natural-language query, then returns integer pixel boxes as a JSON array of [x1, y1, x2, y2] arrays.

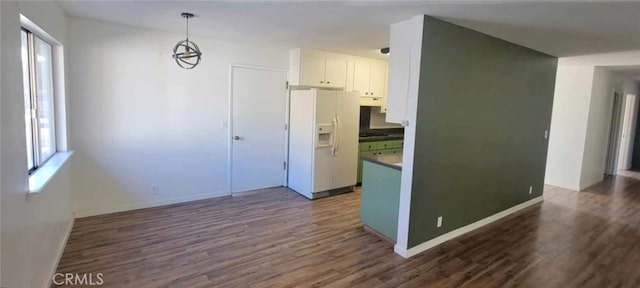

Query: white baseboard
[[544, 181, 580, 191], [47, 218, 74, 287], [579, 178, 603, 191], [394, 196, 543, 258], [74, 191, 229, 218]]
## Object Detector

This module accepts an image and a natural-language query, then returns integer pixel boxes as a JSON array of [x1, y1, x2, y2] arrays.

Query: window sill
[[28, 151, 74, 193]]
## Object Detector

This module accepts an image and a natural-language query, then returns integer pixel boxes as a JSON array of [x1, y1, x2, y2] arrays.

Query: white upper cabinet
[[386, 16, 424, 124], [324, 58, 348, 88], [353, 61, 371, 96], [352, 60, 387, 99], [290, 48, 389, 108], [290, 49, 347, 88], [369, 61, 387, 98], [300, 53, 327, 86]]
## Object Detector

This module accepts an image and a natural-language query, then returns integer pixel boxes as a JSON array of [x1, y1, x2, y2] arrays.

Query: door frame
[[605, 91, 624, 175], [228, 64, 290, 195]]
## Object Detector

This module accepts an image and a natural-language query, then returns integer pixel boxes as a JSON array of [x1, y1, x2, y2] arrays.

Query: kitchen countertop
[[359, 135, 404, 142], [362, 153, 402, 170]]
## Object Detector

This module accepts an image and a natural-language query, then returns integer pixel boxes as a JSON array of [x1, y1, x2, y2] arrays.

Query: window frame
[[21, 27, 57, 174]]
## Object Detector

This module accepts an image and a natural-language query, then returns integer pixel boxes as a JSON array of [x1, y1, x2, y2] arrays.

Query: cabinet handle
[[365, 92, 369, 95], [327, 81, 330, 84], [371, 92, 374, 95], [320, 81, 324, 83]]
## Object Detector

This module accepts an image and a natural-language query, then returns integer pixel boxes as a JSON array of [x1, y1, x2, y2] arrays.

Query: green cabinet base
[[360, 161, 401, 242]]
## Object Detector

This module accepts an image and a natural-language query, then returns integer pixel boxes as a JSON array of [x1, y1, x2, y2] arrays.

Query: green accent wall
[[407, 16, 558, 248]]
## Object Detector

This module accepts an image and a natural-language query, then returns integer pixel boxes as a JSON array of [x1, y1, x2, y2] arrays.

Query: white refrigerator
[[288, 88, 360, 199]]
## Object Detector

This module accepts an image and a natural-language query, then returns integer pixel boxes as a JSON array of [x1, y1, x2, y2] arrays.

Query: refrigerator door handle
[[331, 114, 338, 156], [335, 114, 341, 155]]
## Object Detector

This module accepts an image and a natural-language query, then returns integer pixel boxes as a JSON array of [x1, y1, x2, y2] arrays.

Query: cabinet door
[[353, 61, 371, 97], [381, 66, 389, 113], [378, 140, 394, 150], [345, 61, 356, 92], [386, 17, 422, 124], [379, 149, 394, 155], [369, 61, 387, 99], [324, 58, 347, 88], [301, 54, 327, 86], [360, 142, 379, 151]]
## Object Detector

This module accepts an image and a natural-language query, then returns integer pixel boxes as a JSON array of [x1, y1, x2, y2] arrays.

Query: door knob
[[234, 136, 241, 140]]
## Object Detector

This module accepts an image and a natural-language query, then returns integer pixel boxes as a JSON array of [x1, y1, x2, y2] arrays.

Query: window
[[21, 28, 57, 173]]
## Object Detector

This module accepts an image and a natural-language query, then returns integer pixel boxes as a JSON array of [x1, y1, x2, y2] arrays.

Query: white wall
[[67, 18, 289, 217], [580, 68, 616, 188], [545, 66, 594, 190], [546, 51, 640, 191], [1, 1, 73, 287], [559, 50, 640, 66]]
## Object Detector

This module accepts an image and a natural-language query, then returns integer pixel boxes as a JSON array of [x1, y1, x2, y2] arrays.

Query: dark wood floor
[[55, 174, 640, 287]]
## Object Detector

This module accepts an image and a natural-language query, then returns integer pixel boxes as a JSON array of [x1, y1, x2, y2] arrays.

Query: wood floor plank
[[54, 172, 640, 287]]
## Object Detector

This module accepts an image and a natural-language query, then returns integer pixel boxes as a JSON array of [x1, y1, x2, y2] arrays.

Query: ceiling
[[58, 1, 640, 59], [601, 65, 640, 81]]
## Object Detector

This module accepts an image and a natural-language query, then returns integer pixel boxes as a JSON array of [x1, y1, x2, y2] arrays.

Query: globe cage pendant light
[[172, 12, 202, 69]]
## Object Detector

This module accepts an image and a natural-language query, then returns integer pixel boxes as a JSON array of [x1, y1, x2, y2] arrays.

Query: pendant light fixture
[[172, 12, 202, 69]]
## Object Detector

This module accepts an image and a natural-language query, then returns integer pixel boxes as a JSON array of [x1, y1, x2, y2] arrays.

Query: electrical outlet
[[152, 185, 159, 195], [529, 186, 533, 194], [437, 216, 443, 228]]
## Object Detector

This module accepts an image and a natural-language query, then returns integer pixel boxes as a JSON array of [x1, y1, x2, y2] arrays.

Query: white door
[[231, 66, 288, 193]]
